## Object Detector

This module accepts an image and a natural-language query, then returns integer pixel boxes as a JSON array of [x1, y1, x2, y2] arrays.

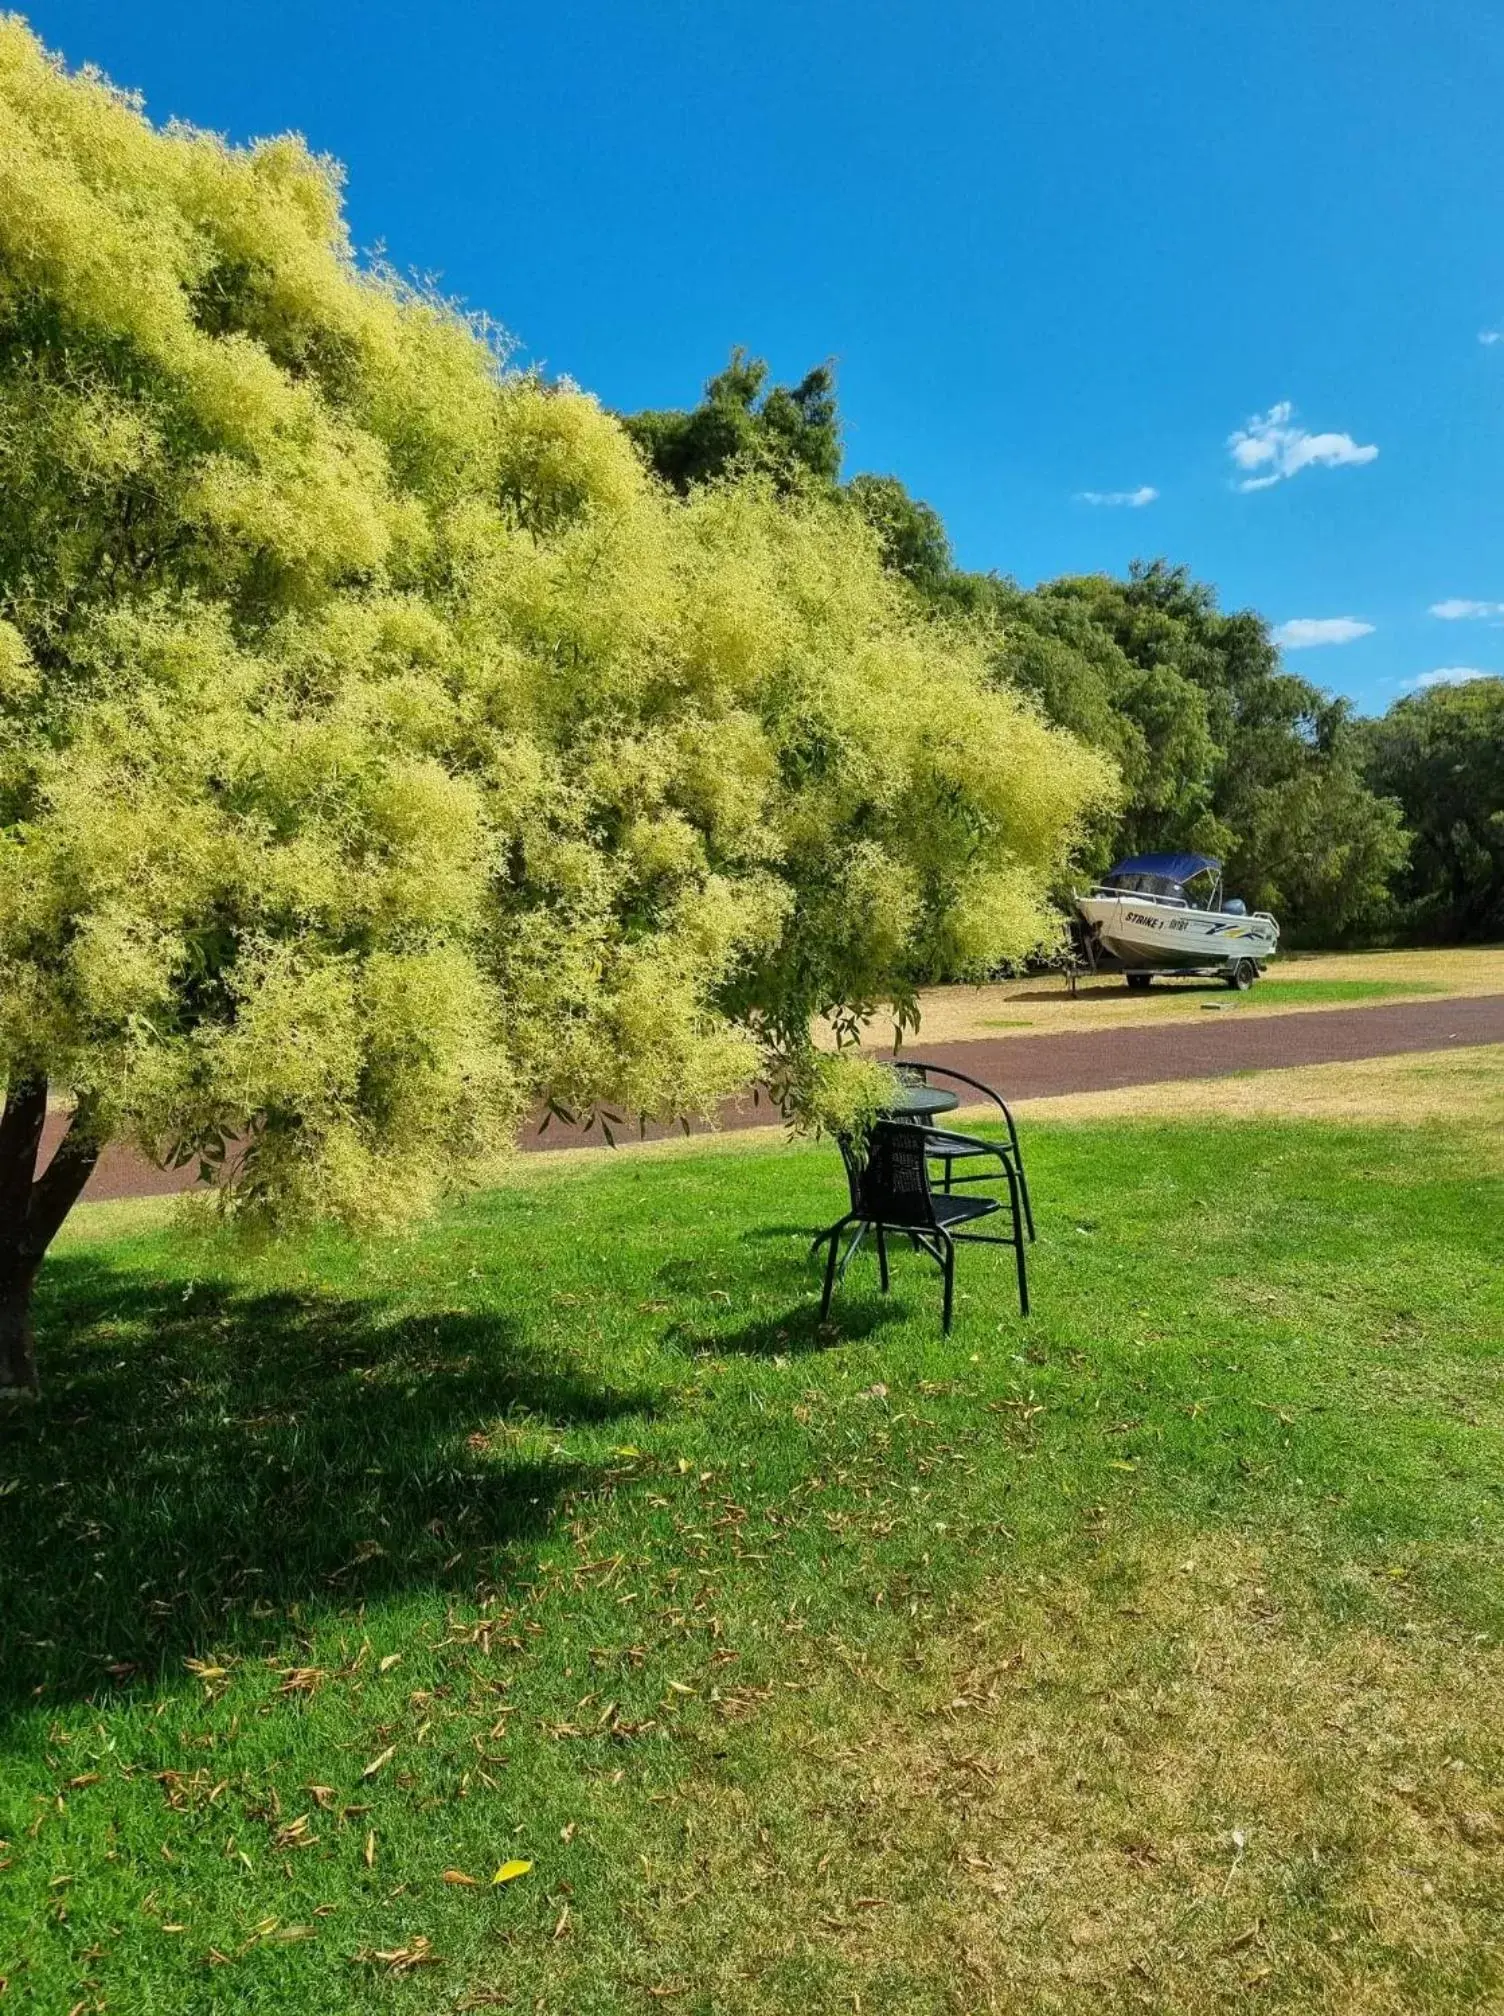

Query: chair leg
[[810, 1216, 847, 1260], [1006, 1170, 1030, 1316], [1015, 1152, 1036, 1243], [876, 1223, 889, 1293], [1004, 1122, 1035, 1241], [819, 1219, 844, 1320], [941, 1234, 955, 1334], [835, 1223, 867, 1284]]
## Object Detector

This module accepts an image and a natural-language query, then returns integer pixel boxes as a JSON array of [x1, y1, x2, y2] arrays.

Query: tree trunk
[[0, 1259, 40, 1394], [0, 1078, 103, 1398]]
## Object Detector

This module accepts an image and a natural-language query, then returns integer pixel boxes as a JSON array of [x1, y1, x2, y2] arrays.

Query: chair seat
[[930, 1192, 1001, 1228], [928, 1136, 1005, 1160]]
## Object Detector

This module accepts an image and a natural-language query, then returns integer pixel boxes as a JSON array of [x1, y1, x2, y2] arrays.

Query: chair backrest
[[894, 1058, 1016, 1126], [835, 1131, 868, 1215], [857, 1121, 939, 1229]]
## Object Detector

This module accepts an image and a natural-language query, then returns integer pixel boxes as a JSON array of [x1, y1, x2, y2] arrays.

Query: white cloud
[[1273, 617, 1375, 649], [1228, 401, 1378, 491], [1403, 669, 1491, 693], [1410, 666, 1494, 688], [1077, 485, 1158, 508], [1480, 329, 1503, 346], [1429, 597, 1504, 620]]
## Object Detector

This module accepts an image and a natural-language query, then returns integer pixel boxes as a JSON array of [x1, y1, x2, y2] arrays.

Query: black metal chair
[[811, 1120, 1029, 1333], [893, 1060, 1035, 1240]]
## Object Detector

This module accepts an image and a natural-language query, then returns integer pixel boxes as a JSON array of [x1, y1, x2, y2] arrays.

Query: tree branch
[[25, 1097, 103, 1256]]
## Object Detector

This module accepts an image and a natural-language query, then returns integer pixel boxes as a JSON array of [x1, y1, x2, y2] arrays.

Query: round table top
[[881, 1084, 958, 1120]]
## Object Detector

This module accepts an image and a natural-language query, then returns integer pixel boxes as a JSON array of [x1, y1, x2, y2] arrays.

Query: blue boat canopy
[[1105, 851, 1221, 884]]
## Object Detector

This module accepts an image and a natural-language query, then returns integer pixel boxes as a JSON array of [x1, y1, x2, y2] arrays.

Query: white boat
[[1073, 852, 1279, 990]]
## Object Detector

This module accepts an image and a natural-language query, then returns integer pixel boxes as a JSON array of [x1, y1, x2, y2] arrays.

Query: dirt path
[[56, 992, 1504, 1201], [905, 990, 1504, 1102]]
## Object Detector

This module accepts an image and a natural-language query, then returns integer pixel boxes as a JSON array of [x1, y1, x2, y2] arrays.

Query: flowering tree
[[0, 23, 1111, 1390]]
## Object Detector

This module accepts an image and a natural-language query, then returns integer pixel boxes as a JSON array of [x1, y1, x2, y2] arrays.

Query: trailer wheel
[[1125, 973, 1152, 991], [1226, 959, 1256, 991]]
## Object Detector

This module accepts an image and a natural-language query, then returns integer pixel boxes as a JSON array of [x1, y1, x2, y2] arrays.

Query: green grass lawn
[[2, 1112, 1502, 2013], [1129, 976, 1449, 1010], [1223, 978, 1446, 1008]]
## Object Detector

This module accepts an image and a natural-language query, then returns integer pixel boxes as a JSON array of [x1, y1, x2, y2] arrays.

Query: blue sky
[[27, 0, 1504, 713]]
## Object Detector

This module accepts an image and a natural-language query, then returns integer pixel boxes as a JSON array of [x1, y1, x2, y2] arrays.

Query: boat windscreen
[[1101, 871, 1186, 899]]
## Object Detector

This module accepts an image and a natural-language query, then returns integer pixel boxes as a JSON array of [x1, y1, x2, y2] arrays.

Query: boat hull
[[1075, 893, 1279, 974]]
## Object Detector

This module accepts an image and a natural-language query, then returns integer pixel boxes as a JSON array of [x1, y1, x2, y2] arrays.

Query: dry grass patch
[[643, 1533, 1504, 2014], [990, 1044, 1504, 1143], [848, 946, 1504, 1049]]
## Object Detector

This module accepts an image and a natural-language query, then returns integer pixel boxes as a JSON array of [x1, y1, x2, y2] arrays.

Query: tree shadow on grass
[[0, 1256, 653, 1717], [677, 1297, 906, 1358], [668, 1223, 920, 1354]]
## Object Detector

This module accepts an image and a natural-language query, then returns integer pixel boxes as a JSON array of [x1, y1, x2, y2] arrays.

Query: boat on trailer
[[1072, 851, 1279, 991]]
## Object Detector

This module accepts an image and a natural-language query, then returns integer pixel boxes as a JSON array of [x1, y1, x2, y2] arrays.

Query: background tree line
[[626, 351, 1504, 946]]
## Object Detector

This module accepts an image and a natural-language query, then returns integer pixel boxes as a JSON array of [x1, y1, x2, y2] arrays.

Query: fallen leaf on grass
[[363, 1831, 376, 1869], [379, 1653, 403, 1674], [442, 1870, 478, 1887], [278, 1666, 327, 1697], [361, 1746, 396, 1780], [355, 1937, 440, 1972], [492, 1859, 532, 1885]]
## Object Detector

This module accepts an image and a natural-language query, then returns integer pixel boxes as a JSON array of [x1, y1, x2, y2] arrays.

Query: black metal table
[[880, 1085, 959, 1122]]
